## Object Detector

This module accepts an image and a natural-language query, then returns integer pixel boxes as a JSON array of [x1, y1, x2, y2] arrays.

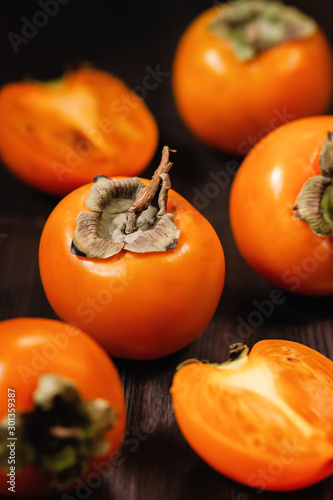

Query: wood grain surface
[[0, 1, 332, 499]]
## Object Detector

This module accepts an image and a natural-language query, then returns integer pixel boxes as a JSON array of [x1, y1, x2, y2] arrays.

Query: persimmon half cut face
[[0, 67, 158, 196], [171, 340, 333, 491]]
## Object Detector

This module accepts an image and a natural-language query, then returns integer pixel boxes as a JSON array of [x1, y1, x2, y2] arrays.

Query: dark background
[[1, 1, 333, 499]]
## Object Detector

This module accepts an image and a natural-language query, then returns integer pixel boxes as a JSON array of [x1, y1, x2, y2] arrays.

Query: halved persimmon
[[0, 67, 158, 196], [171, 340, 333, 491]]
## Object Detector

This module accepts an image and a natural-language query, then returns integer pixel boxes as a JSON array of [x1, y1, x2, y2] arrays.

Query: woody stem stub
[[125, 146, 175, 234]]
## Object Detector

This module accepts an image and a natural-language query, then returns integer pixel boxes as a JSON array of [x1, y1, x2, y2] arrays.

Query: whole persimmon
[[230, 116, 333, 294], [39, 147, 225, 359], [173, 0, 333, 154], [0, 317, 126, 497]]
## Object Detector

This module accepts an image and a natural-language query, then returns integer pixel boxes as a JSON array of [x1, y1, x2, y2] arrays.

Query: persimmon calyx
[[71, 146, 180, 259], [0, 374, 116, 490], [209, 0, 316, 62], [293, 132, 333, 236], [176, 343, 249, 371]]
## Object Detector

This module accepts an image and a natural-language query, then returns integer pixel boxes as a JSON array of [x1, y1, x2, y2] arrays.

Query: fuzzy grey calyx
[[293, 176, 332, 236], [71, 173, 180, 259], [293, 132, 333, 236]]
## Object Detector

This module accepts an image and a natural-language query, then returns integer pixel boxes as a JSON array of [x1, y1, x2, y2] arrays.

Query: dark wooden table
[[1, 1, 332, 499]]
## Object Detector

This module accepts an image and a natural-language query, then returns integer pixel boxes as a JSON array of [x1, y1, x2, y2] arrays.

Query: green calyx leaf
[[293, 132, 333, 237], [319, 131, 333, 178], [321, 184, 333, 225], [293, 176, 332, 236], [0, 374, 117, 491], [209, 0, 316, 62]]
